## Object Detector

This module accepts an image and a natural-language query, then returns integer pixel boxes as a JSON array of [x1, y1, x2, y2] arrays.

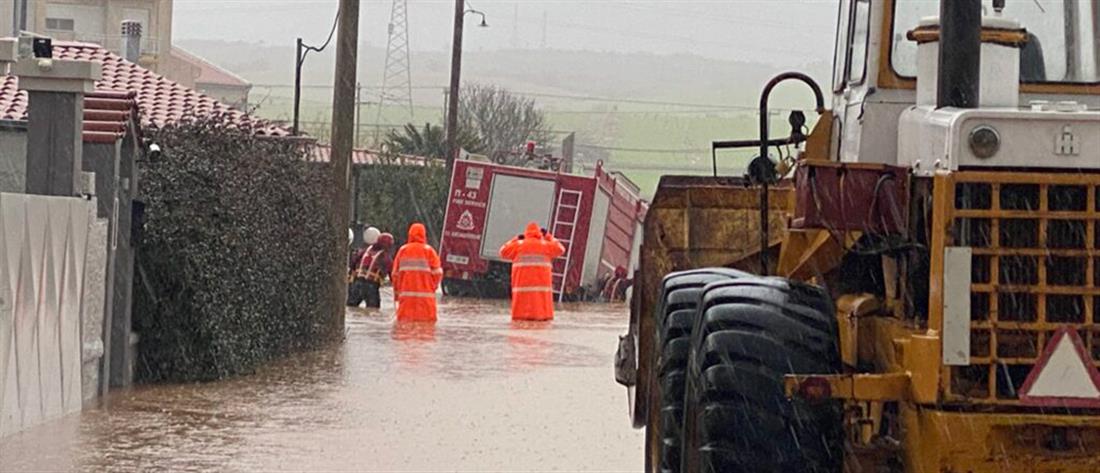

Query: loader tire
[[649, 269, 747, 473], [680, 277, 842, 473]]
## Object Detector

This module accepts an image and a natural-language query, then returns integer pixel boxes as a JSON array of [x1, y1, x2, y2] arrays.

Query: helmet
[[347, 228, 354, 245], [376, 233, 395, 249], [363, 227, 381, 245], [614, 266, 628, 279]]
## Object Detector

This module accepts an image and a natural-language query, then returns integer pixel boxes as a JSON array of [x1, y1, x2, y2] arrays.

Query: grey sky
[[174, 0, 839, 66]]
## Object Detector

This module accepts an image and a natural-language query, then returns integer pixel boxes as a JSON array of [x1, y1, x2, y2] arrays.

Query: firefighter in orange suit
[[500, 222, 566, 321], [393, 223, 443, 322]]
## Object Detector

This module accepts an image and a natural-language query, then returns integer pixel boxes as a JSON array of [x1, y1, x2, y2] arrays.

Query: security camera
[[148, 143, 162, 159]]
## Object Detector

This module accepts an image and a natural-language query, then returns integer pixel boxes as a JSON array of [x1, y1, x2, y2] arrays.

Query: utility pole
[[329, 0, 359, 336], [293, 38, 303, 135], [445, 0, 465, 172]]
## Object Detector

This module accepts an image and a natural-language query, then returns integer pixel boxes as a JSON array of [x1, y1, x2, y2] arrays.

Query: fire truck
[[439, 157, 647, 300]]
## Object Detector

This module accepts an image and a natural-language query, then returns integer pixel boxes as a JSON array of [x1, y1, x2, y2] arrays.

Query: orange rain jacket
[[500, 222, 566, 321], [393, 223, 443, 322]]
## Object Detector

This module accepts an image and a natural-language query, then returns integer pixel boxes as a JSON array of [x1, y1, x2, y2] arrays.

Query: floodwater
[[0, 292, 643, 472]]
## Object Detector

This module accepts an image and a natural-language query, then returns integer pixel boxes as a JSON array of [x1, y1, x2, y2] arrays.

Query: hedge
[[353, 161, 449, 247], [133, 118, 340, 382]]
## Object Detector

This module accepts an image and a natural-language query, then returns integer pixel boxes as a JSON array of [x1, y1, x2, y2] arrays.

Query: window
[[833, 0, 853, 91], [45, 4, 104, 38], [891, 0, 1100, 84], [45, 17, 74, 31], [847, 0, 872, 84]]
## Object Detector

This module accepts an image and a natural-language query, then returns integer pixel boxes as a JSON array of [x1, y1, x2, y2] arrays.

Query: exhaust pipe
[[937, 0, 982, 108]]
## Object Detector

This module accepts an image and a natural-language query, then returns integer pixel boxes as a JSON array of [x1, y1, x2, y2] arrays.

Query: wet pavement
[[0, 293, 642, 472]]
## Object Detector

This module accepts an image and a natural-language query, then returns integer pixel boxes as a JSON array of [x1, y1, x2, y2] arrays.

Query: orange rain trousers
[[500, 223, 566, 321], [393, 223, 443, 322]]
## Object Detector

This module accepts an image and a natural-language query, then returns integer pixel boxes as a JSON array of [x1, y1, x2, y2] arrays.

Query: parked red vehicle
[[440, 158, 647, 300]]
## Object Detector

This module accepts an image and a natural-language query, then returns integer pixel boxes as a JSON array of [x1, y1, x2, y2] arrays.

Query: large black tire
[[680, 277, 843, 473], [650, 269, 747, 473]]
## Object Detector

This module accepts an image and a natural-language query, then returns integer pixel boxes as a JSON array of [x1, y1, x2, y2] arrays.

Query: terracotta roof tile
[[0, 41, 289, 140]]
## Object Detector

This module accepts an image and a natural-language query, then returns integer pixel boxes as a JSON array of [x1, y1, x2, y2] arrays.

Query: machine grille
[[941, 173, 1099, 404]]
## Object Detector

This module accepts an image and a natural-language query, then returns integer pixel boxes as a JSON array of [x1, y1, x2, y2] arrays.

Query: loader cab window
[[833, 0, 853, 91], [891, 0, 1100, 84], [834, 0, 873, 90], [848, 0, 872, 84]]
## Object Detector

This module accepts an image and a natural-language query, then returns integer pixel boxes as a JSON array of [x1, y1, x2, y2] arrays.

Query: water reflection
[[0, 295, 642, 472]]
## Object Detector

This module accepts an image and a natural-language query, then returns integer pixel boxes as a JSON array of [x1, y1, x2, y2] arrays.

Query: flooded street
[[0, 295, 642, 472]]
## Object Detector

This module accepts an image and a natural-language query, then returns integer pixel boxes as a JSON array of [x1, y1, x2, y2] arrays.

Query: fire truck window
[[848, 0, 871, 84], [891, 0, 1098, 84]]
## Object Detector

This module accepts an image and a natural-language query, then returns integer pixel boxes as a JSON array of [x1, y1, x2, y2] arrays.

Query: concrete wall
[[0, 193, 103, 437], [0, 124, 28, 193], [81, 217, 108, 404]]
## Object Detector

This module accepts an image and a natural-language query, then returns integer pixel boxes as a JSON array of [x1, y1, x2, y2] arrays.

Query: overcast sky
[[174, 0, 839, 66]]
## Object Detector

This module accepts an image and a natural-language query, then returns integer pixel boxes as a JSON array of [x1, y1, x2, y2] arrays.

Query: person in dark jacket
[[348, 232, 394, 308]]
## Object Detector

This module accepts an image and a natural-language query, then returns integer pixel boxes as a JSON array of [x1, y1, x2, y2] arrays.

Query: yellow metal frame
[[902, 408, 1100, 472]]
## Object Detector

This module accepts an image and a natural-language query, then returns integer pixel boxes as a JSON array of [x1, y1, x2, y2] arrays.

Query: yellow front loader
[[616, 1, 1100, 472]]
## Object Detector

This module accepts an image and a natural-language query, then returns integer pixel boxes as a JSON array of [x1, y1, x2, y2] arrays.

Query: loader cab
[[831, 0, 1100, 165]]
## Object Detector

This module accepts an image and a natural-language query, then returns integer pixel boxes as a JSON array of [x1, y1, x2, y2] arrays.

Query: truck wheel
[[680, 277, 842, 473], [649, 269, 747, 473]]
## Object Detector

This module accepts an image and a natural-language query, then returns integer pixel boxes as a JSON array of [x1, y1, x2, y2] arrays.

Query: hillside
[[180, 39, 831, 195]]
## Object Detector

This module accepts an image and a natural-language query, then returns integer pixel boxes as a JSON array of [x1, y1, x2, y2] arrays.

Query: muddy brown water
[[0, 293, 643, 472]]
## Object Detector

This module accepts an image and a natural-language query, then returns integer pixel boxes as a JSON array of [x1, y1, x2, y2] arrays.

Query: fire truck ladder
[[551, 188, 583, 301]]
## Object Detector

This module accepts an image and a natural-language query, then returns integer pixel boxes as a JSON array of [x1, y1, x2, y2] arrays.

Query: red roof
[[169, 47, 251, 88], [83, 89, 138, 144], [0, 41, 289, 138], [309, 145, 431, 166]]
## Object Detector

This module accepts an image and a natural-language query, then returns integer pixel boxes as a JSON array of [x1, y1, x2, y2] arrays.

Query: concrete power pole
[[377, 0, 414, 124], [330, 0, 359, 337], [444, 0, 465, 172]]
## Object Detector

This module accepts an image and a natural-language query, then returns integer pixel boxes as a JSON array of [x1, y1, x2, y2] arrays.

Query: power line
[[254, 83, 803, 113], [575, 143, 708, 154]]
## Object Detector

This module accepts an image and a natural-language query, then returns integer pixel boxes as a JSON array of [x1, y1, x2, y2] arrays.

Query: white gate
[[0, 193, 99, 437]]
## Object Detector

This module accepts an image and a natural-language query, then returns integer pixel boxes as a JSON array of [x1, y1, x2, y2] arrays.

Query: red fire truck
[[440, 158, 647, 300]]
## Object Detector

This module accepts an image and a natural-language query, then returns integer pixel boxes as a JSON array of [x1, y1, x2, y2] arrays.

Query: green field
[[252, 89, 812, 198]]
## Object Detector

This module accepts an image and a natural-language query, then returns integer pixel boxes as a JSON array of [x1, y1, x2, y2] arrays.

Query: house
[[3, 0, 173, 72], [0, 40, 287, 193], [0, 40, 289, 407], [2, 0, 253, 109], [0, 39, 286, 172], [166, 47, 252, 110]]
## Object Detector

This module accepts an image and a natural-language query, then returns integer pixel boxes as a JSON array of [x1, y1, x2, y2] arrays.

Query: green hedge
[[353, 162, 449, 247], [133, 118, 339, 382]]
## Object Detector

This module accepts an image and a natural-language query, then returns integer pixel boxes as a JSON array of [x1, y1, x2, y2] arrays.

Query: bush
[[133, 118, 340, 382], [353, 161, 449, 247]]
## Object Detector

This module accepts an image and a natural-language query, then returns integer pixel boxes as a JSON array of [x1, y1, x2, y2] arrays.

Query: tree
[[459, 84, 550, 164], [383, 122, 482, 160]]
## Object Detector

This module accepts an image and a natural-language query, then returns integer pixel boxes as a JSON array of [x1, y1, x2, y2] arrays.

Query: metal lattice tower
[[377, 0, 415, 125]]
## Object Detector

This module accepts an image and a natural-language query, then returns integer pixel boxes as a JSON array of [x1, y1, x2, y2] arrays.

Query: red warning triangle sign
[[1019, 327, 1100, 408]]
